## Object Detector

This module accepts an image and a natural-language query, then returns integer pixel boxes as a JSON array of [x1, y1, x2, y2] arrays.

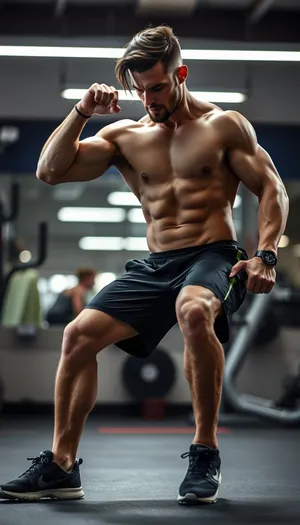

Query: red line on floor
[[98, 427, 231, 435]]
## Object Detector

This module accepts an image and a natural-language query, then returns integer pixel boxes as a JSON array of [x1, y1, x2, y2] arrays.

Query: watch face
[[263, 252, 276, 265]]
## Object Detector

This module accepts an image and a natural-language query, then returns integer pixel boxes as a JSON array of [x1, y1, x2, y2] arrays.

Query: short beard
[[147, 107, 171, 123], [147, 85, 181, 123]]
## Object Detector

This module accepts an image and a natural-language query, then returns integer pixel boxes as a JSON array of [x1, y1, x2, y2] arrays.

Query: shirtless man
[[0, 25, 289, 504]]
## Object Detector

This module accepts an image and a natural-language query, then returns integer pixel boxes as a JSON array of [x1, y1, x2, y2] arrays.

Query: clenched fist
[[76, 83, 121, 117]]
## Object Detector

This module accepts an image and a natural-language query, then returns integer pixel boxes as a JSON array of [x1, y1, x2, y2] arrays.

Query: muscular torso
[[110, 106, 240, 252]]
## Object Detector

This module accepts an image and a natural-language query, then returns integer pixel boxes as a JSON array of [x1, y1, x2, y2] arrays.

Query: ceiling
[[0, 0, 299, 125], [4, 0, 300, 7], [1, 0, 299, 42]]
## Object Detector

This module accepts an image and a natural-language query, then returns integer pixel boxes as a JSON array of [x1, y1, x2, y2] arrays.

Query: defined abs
[[146, 213, 236, 252]]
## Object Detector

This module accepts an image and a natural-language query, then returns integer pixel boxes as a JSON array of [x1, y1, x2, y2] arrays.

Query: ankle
[[193, 438, 218, 449], [52, 452, 75, 472]]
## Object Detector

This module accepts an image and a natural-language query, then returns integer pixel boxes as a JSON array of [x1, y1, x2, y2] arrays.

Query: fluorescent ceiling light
[[127, 208, 146, 223], [95, 272, 116, 290], [126, 237, 148, 251], [108, 192, 141, 207], [182, 50, 300, 62], [58, 207, 125, 222], [63, 89, 140, 101], [1, 46, 300, 62], [49, 274, 77, 294], [79, 236, 149, 251], [79, 237, 123, 251], [192, 92, 245, 103], [0, 46, 124, 58], [62, 88, 245, 104]]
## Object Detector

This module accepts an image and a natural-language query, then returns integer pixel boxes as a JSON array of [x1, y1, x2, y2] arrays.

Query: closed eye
[[151, 85, 165, 92], [132, 84, 166, 94]]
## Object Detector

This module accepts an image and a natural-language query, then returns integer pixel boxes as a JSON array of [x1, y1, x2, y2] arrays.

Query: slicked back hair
[[115, 25, 182, 92]]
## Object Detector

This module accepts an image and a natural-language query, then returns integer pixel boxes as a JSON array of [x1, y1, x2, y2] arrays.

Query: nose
[[144, 92, 155, 107]]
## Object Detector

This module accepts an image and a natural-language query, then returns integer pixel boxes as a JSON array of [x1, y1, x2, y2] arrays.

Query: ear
[[177, 65, 188, 84]]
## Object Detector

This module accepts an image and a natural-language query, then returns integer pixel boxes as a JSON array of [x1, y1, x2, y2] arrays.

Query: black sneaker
[[0, 450, 84, 501], [178, 444, 222, 505]]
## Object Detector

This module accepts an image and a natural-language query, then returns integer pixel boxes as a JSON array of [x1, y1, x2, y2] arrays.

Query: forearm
[[36, 107, 88, 181], [257, 182, 289, 253]]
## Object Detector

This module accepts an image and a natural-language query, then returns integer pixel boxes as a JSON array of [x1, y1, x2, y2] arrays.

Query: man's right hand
[[76, 83, 121, 117]]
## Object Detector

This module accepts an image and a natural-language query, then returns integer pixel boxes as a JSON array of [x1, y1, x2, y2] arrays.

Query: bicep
[[57, 135, 117, 184]]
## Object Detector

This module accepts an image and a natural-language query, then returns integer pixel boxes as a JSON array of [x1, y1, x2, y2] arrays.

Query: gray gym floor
[[0, 414, 299, 525]]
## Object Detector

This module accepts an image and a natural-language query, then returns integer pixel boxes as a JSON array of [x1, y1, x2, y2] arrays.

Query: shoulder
[[214, 110, 257, 153], [96, 119, 138, 142], [71, 286, 84, 298]]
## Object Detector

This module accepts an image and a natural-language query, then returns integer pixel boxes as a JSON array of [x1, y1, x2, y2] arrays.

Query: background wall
[[0, 324, 298, 405], [1, 0, 300, 414], [0, 56, 299, 124]]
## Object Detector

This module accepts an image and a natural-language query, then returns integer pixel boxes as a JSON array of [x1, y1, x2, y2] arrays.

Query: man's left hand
[[229, 257, 276, 294]]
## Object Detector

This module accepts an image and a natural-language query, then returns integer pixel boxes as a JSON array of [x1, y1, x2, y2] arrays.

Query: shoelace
[[181, 450, 215, 477], [19, 454, 49, 478]]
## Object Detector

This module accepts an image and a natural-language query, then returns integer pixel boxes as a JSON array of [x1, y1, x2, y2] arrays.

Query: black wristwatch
[[255, 250, 277, 266]]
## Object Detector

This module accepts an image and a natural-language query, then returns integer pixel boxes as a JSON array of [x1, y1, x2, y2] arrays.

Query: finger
[[252, 280, 271, 294], [108, 86, 120, 113], [109, 105, 121, 114], [109, 86, 119, 108], [246, 276, 257, 293], [254, 279, 269, 293], [96, 84, 111, 106], [94, 86, 106, 105], [264, 282, 275, 294], [229, 261, 246, 278], [248, 283, 260, 294]]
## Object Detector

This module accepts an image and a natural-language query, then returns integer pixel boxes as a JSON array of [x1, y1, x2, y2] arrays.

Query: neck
[[160, 87, 199, 130]]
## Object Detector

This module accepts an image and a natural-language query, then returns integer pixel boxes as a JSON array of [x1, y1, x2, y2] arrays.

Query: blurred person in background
[[46, 268, 95, 326]]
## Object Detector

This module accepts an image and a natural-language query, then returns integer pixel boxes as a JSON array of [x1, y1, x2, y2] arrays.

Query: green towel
[[2, 269, 42, 327]]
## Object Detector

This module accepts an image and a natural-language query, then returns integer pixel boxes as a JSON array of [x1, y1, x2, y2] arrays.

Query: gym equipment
[[0, 183, 20, 309], [253, 308, 280, 345], [275, 364, 300, 409], [122, 347, 176, 418], [223, 292, 300, 425], [122, 347, 176, 401], [0, 191, 48, 322], [231, 293, 280, 346], [0, 375, 3, 415]]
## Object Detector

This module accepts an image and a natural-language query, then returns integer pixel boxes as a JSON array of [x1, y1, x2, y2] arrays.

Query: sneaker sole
[[177, 473, 222, 505], [0, 487, 85, 501]]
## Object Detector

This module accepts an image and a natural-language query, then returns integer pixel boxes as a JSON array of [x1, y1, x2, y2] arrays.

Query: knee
[[62, 321, 79, 358], [61, 320, 98, 364], [176, 295, 212, 340]]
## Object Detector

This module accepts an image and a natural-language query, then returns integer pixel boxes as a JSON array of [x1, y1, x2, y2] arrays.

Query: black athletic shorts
[[86, 240, 248, 358]]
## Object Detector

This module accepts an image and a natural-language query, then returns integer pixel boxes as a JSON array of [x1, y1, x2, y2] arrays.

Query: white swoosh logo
[[212, 471, 219, 483]]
